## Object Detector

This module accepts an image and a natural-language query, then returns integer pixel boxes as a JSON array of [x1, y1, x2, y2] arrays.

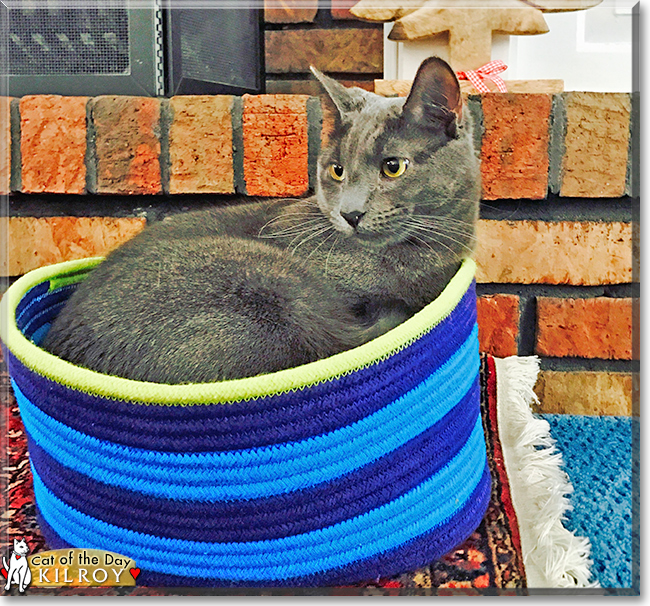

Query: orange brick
[[476, 294, 519, 357], [168, 96, 234, 194], [476, 220, 632, 285], [92, 96, 161, 194], [536, 297, 634, 360], [480, 94, 551, 200], [1, 217, 146, 276], [0, 97, 10, 195], [242, 95, 309, 197], [561, 92, 631, 198], [20, 95, 87, 194], [265, 0, 318, 22]]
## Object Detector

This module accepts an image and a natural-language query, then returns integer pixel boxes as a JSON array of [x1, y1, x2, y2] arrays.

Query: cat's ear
[[310, 65, 371, 118], [401, 57, 462, 138]]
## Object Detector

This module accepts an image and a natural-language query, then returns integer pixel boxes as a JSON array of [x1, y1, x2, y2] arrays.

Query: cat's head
[[13, 538, 29, 555], [312, 57, 480, 250]]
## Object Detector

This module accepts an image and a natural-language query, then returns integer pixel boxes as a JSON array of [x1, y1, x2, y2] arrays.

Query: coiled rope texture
[[0, 257, 490, 587]]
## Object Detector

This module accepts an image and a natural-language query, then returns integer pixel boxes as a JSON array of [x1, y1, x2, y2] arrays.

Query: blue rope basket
[[0, 257, 490, 587]]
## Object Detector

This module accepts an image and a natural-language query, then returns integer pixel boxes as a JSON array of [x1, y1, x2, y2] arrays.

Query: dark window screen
[[167, 8, 264, 95], [4, 6, 130, 76]]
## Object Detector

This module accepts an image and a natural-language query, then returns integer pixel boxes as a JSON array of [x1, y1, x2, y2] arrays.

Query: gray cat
[[43, 57, 480, 384]]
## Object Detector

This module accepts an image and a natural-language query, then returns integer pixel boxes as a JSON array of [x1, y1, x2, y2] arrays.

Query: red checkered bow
[[456, 60, 508, 93]]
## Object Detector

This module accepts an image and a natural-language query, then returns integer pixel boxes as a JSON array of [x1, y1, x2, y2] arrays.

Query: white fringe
[[493, 356, 600, 589]]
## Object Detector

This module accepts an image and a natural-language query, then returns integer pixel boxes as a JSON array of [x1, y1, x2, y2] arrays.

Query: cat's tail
[[3, 556, 8, 571]]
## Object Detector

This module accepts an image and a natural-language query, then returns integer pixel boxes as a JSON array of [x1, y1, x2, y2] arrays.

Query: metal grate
[[3, 5, 130, 76]]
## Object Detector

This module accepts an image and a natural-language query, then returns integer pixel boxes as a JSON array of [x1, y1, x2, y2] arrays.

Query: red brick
[[480, 94, 551, 200], [1, 217, 146, 277], [331, 0, 359, 19], [20, 95, 87, 194], [536, 297, 634, 360], [265, 0, 318, 23], [476, 220, 632, 285], [476, 294, 519, 357], [168, 96, 234, 194], [561, 92, 630, 198], [265, 29, 383, 74], [92, 96, 161, 194], [242, 95, 309, 197], [0, 97, 10, 195]]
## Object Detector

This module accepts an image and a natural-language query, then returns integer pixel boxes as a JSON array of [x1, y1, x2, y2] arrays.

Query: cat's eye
[[328, 163, 345, 181], [381, 157, 409, 179]]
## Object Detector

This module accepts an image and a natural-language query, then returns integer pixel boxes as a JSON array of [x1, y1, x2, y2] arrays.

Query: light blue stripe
[[33, 418, 487, 581], [17, 326, 480, 501]]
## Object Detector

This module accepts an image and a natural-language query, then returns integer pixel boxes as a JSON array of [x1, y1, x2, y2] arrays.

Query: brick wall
[[263, 1, 382, 96], [0, 86, 638, 417]]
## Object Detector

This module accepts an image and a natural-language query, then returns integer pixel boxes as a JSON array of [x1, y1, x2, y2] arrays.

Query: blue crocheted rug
[[542, 414, 638, 593]]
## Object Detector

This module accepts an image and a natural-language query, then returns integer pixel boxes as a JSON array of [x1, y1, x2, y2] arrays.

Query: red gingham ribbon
[[456, 60, 508, 93]]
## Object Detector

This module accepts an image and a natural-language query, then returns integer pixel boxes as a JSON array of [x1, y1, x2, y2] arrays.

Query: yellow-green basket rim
[[0, 257, 476, 405]]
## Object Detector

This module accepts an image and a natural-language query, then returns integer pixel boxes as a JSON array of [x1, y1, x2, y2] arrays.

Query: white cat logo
[[3, 538, 32, 593]]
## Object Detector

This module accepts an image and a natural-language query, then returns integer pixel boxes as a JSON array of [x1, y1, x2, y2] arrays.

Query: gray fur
[[43, 57, 480, 384]]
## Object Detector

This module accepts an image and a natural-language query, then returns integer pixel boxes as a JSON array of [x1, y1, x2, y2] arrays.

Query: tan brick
[[265, 0, 318, 22], [1, 217, 146, 277], [536, 297, 634, 360], [560, 92, 631, 198], [476, 294, 519, 357], [92, 96, 161, 194], [20, 96, 87, 194], [480, 94, 551, 200], [168, 96, 234, 194], [242, 95, 309, 197], [475, 220, 632, 285], [0, 97, 10, 195], [534, 371, 633, 416], [265, 29, 383, 74]]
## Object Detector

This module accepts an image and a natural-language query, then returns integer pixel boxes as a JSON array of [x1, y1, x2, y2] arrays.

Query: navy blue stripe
[[37, 464, 491, 587], [9, 284, 477, 452], [15, 281, 49, 320], [17, 284, 77, 338], [28, 378, 480, 542], [21, 301, 68, 342]]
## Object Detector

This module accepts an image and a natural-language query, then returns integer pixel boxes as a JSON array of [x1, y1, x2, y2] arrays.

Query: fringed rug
[[1, 351, 599, 596]]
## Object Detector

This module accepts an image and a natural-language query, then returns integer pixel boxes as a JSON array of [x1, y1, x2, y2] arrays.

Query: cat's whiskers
[[414, 194, 477, 203], [407, 214, 478, 236], [409, 212, 477, 228], [290, 225, 334, 256], [303, 229, 337, 263], [258, 212, 324, 237], [408, 232, 438, 257], [403, 220, 460, 254], [259, 217, 327, 239], [325, 234, 341, 276], [406, 221, 476, 255], [409, 222, 479, 247], [410, 219, 478, 246]]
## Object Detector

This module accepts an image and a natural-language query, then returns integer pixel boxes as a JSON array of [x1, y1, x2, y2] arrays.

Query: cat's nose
[[341, 210, 365, 229]]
